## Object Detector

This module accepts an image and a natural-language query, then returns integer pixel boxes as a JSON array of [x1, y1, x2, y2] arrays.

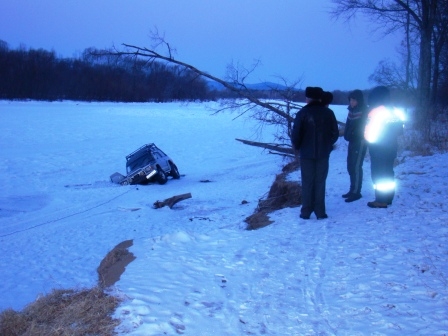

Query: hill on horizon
[[207, 80, 289, 91]]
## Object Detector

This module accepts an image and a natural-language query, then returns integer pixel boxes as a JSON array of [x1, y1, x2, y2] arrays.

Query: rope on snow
[[0, 188, 136, 238]]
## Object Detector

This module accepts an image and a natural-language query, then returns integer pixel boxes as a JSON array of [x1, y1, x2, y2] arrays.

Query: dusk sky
[[1, 0, 402, 91]]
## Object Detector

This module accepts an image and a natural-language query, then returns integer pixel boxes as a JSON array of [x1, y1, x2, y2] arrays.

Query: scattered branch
[[153, 193, 192, 209]]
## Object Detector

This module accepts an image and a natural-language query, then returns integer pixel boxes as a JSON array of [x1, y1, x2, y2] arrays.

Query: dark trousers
[[369, 145, 397, 204], [347, 140, 367, 195], [300, 158, 329, 217]]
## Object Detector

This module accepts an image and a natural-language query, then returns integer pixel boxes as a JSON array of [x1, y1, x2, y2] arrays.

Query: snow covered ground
[[0, 100, 447, 335]]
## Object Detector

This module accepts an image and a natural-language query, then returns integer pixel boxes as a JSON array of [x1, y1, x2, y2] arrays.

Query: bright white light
[[374, 181, 396, 192], [393, 107, 406, 122], [365, 106, 389, 143], [365, 106, 406, 143]]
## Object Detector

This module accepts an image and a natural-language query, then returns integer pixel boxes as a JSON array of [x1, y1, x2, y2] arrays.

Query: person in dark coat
[[291, 86, 339, 219], [342, 89, 368, 202], [364, 86, 404, 208]]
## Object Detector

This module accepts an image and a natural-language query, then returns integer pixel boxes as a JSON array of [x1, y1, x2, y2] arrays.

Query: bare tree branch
[[88, 33, 309, 150], [118, 43, 296, 124]]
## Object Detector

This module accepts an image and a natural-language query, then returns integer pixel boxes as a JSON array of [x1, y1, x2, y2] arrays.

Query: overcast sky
[[0, 0, 402, 91]]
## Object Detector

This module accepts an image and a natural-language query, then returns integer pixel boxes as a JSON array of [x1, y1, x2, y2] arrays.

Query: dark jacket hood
[[368, 86, 390, 108]]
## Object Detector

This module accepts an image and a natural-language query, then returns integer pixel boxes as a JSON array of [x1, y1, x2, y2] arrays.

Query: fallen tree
[[93, 33, 346, 154], [92, 33, 304, 151], [236, 138, 295, 156]]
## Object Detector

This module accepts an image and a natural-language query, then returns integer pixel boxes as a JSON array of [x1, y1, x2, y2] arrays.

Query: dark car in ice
[[110, 143, 180, 185]]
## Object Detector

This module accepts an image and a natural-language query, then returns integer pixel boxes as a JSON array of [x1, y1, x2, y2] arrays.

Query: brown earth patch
[[245, 161, 302, 230], [97, 239, 136, 288]]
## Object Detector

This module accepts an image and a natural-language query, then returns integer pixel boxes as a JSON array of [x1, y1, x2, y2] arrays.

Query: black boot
[[367, 201, 388, 208], [342, 191, 351, 198], [345, 193, 362, 203]]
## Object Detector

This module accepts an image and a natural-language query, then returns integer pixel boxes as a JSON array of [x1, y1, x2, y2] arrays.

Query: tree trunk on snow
[[153, 193, 192, 209]]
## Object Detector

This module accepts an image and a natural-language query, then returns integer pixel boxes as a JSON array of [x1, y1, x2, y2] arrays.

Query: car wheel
[[156, 167, 168, 185], [169, 162, 180, 179]]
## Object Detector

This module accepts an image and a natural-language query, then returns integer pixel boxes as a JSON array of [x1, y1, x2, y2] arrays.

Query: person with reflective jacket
[[342, 89, 368, 203], [364, 86, 405, 208]]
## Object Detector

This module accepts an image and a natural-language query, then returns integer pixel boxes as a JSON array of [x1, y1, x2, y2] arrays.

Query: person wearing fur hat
[[342, 89, 368, 202], [364, 86, 404, 208], [291, 86, 339, 220], [321, 91, 334, 107]]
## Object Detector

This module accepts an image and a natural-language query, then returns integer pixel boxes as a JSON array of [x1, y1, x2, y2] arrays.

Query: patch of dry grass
[[0, 240, 136, 336], [0, 287, 122, 336]]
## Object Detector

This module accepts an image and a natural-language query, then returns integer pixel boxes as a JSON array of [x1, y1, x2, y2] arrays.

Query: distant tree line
[[0, 40, 322, 103], [2, 39, 423, 108], [0, 40, 216, 102]]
